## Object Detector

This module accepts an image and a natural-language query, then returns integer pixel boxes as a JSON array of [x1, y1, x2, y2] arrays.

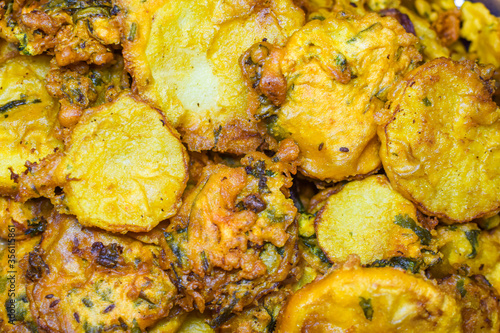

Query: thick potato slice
[[275, 266, 462, 332], [0, 196, 52, 240], [378, 58, 500, 222], [117, 0, 304, 154], [161, 144, 299, 326], [57, 92, 188, 233], [0, 236, 40, 333], [25, 213, 177, 332], [274, 11, 421, 181], [315, 175, 431, 265], [0, 55, 62, 196]]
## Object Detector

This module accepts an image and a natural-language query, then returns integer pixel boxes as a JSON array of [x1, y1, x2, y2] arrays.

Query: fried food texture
[[378, 58, 500, 223], [18, 92, 189, 233], [117, 0, 304, 154], [460, 1, 500, 68], [273, 11, 422, 181], [275, 265, 462, 332], [25, 213, 177, 332], [161, 142, 299, 326], [0, 197, 52, 240], [314, 175, 434, 265], [0, 55, 63, 196], [0, 0, 120, 66], [437, 274, 500, 332], [0, 235, 40, 332]]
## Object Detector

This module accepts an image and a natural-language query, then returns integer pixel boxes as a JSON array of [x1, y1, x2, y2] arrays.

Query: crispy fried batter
[[17, 92, 189, 233], [0, 236, 40, 332], [0, 55, 63, 196], [433, 9, 460, 47], [25, 213, 177, 332], [0, 0, 120, 66], [273, 10, 421, 181], [160, 144, 299, 326], [378, 58, 500, 223], [314, 175, 434, 265], [0, 197, 52, 240], [437, 275, 500, 332], [276, 265, 462, 332], [117, 0, 304, 154]]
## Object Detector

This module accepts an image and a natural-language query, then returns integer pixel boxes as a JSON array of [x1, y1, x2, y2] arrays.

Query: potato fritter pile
[[0, 0, 500, 332]]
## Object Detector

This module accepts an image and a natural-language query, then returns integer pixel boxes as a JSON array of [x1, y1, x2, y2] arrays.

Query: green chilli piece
[[358, 296, 373, 321]]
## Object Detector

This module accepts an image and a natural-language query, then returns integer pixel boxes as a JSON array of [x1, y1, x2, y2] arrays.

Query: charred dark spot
[[379, 8, 416, 35], [318, 142, 324, 151], [26, 250, 49, 281], [74, 312, 80, 323], [242, 194, 267, 213], [91, 242, 123, 268], [49, 299, 60, 308], [339, 147, 349, 152], [54, 186, 64, 196], [45, 294, 54, 299], [103, 304, 115, 313]]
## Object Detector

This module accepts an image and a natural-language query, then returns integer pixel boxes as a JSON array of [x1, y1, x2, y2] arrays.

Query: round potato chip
[[117, 0, 304, 154], [276, 266, 462, 332], [379, 58, 500, 222], [315, 175, 430, 265], [58, 93, 188, 233], [274, 11, 421, 181], [0, 55, 62, 196]]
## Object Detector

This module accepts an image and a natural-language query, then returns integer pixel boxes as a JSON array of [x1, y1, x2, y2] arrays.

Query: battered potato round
[[315, 175, 433, 265], [117, 0, 304, 154], [25, 213, 177, 332], [275, 265, 462, 332], [0, 196, 52, 240], [378, 58, 500, 222], [274, 10, 422, 181], [53, 92, 188, 233], [161, 143, 299, 326], [0, 236, 40, 333], [0, 55, 62, 196]]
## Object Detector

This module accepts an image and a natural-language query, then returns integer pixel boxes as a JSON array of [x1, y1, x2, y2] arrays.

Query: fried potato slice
[[25, 213, 177, 332], [378, 58, 500, 222], [274, 10, 421, 181], [0, 236, 40, 332], [55, 92, 188, 233], [0, 197, 52, 240], [117, 0, 304, 154], [0, 55, 63, 196], [276, 265, 462, 332], [315, 175, 433, 265], [161, 143, 299, 326]]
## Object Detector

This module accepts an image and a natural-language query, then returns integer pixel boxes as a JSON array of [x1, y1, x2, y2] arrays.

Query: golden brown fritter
[[378, 58, 500, 223], [117, 0, 305, 154], [17, 92, 189, 233], [25, 213, 177, 332], [0, 196, 52, 240], [0, 55, 63, 197], [271, 10, 421, 181], [160, 141, 299, 327], [0, 235, 40, 332], [276, 264, 462, 332], [437, 274, 500, 332], [314, 175, 435, 265], [45, 56, 130, 127], [0, 0, 120, 66]]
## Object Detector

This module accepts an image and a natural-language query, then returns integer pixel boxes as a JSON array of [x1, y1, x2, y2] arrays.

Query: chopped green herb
[[457, 278, 466, 298], [81, 297, 93, 308], [359, 297, 373, 320], [465, 229, 480, 259], [347, 23, 381, 43], [0, 99, 27, 114], [369, 256, 423, 274], [128, 22, 137, 41], [422, 97, 432, 106], [394, 214, 431, 246]]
